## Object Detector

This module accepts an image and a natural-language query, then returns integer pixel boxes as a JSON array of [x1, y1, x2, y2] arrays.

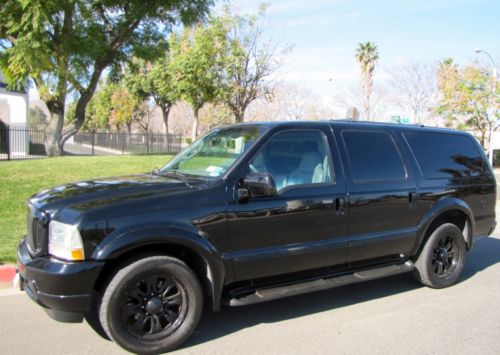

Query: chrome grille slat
[[26, 204, 48, 256], [26, 207, 36, 254]]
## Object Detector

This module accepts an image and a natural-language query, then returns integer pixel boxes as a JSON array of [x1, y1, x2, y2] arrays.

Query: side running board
[[228, 261, 414, 307]]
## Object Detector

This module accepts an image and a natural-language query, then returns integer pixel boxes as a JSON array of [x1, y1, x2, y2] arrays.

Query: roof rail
[[328, 119, 426, 128]]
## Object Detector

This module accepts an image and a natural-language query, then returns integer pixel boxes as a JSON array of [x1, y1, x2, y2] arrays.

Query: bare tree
[[386, 62, 438, 124], [333, 83, 388, 120], [245, 82, 336, 122], [218, 5, 288, 123], [132, 102, 155, 134], [168, 102, 194, 138]]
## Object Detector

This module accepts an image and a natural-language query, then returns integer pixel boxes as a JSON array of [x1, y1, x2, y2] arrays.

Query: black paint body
[[17, 121, 496, 322]]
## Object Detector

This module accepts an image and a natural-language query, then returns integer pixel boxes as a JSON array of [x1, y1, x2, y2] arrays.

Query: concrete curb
[[0, 265, 18, 289]]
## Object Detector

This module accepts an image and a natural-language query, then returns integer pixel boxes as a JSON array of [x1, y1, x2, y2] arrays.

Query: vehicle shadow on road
[[181, 236, 500, 350], [461, 236, 500, 280]]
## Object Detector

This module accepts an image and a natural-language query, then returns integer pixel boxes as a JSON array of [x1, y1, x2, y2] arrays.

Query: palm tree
[[355, 42, 379, 121]]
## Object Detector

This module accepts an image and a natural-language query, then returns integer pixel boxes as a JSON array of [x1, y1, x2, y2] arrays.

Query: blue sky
[[227, 0, 499, 100]]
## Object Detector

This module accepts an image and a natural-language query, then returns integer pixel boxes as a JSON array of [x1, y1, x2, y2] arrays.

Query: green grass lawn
[[0, 155, 172, 263]]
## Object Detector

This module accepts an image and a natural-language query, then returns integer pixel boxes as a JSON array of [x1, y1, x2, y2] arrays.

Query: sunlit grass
[[0, 155, 172, 263]]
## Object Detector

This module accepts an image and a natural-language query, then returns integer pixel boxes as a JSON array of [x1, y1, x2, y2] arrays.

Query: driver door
[[226, 127, 348, 282]]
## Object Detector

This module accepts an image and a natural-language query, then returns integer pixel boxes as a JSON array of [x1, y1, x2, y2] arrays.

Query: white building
[[0, 71, 29, 156]]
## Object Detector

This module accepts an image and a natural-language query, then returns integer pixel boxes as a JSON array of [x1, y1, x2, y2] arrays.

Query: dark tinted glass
[[404, 131, 486, 179], [342, 130, 405, 183]]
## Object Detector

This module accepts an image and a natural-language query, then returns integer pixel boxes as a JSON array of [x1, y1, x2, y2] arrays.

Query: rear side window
[[403, 131, 486, 180], [342, 130, 406, 183]]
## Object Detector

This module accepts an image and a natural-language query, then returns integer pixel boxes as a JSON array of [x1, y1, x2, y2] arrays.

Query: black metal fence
[[0, 124, 46, 160], [68, 131, 183, 156], [0, 124, 184, 161]]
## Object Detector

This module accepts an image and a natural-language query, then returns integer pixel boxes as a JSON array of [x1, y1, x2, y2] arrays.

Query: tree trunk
[[191, 106, 200, 142], [234, 110, 244, 123], [44, 102, 65, 157], [363, 76, 371, 121], [60, 91, 94, 149], [126, 122, 132, 135], [160, 105, 171, 150], [487, 120, 493, 156], [160, 105, 171, 136]]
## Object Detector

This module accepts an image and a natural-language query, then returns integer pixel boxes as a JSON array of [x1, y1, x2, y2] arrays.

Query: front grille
[[26, 205, 48, 257]]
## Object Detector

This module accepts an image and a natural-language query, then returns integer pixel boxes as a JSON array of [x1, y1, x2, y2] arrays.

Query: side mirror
[[243, 172, 277, 198]]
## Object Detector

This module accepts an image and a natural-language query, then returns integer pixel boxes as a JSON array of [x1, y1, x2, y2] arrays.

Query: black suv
[[17, 121, 496, 353]]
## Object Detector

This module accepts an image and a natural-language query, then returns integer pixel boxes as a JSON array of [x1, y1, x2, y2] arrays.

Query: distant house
[[0, 71, 29, 156]]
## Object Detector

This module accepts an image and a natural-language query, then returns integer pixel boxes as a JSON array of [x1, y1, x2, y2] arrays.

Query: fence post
[[6, 125, 11, 161], [91, 132, 95, 156], [146, 133, 150, 154]]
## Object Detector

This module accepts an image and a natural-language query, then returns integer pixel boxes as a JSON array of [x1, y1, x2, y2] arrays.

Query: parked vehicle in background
[[17, 121, 496, 353]]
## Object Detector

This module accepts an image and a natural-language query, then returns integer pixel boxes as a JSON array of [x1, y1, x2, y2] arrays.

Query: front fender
[[412, 196, 475, 255], [92, 223, 225, 311]]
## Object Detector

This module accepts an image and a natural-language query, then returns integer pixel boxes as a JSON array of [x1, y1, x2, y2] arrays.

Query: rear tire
[[99, 255, 203, 354], [414, 223, 466, 288]]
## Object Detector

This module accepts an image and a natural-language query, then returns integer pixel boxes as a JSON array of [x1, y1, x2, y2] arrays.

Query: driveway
[[2, 233, 500, 354]]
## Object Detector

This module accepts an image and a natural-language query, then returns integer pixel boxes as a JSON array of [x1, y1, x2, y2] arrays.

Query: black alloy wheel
[[99, 255, 203, 354], [414, 223, 466, 288], [431, 235, 459, 278], [121, 275, 186, 339]]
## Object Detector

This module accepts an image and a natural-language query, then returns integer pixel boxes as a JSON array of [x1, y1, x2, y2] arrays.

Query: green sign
[[390, 116, 410, 124]]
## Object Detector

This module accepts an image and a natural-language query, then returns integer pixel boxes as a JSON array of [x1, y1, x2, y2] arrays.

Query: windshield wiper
[[155, 169, 194, 188]]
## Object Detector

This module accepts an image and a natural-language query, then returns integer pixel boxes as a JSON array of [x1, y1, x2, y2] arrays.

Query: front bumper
[[17, 237, 105, 323]]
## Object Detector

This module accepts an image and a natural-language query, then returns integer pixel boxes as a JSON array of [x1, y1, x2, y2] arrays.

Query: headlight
[[48, 221, 85, 261]]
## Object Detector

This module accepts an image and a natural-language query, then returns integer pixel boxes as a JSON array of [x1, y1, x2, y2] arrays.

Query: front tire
[[414, 223, 466, 288], [99, 255, 203, 354]]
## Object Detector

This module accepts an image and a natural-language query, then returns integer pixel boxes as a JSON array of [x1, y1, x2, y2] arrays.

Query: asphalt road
[[2, 232, 500, 355]]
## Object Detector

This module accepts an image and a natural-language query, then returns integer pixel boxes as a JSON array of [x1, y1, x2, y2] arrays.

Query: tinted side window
[[404, 131, 486, 179], [250, 130, 334, 191], [342, 130, 406, 183]]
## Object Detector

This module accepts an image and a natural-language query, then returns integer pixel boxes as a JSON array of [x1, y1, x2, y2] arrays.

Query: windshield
[[161, 125, 268, 178]]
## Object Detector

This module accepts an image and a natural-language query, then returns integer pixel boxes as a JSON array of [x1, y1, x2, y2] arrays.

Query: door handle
[[408, 192, 417, 206], [335, 197, 344, 214]]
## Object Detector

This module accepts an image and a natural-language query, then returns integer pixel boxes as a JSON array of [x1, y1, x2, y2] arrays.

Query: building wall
[[0, 72, 30, 155], [0, 92, 29, 125], [490, 131, 500, 151]]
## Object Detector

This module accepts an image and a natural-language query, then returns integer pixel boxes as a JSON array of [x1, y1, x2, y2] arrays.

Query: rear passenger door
[[336, 127, 418, 262]]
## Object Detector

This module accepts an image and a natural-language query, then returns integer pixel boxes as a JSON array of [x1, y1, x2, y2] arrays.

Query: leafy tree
[[216, 5, 286, 123], [199, 103, 234, 131], [436, 59, 499, 151], [169, 22, 227, 141], [125, 57, 177, 135], [83, 80, 115, 132], [29, 107, 48, 130], [109, 84, 141, 133], [0, 0, 212, 156], [355, 42, 379, 121]]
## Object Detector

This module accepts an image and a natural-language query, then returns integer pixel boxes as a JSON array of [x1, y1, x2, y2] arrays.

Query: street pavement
[[1, 232, 500, 355]]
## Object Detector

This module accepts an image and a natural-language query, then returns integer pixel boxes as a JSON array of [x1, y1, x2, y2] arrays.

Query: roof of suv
[[229, 120, 468, 135]]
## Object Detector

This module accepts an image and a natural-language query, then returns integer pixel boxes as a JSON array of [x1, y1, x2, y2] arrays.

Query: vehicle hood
[[29, 174, 205, 216]]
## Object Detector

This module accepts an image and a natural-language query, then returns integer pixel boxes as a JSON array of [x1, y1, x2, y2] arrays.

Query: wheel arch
[[412, 197, 474, 257], [91, 225, 225, 311]]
